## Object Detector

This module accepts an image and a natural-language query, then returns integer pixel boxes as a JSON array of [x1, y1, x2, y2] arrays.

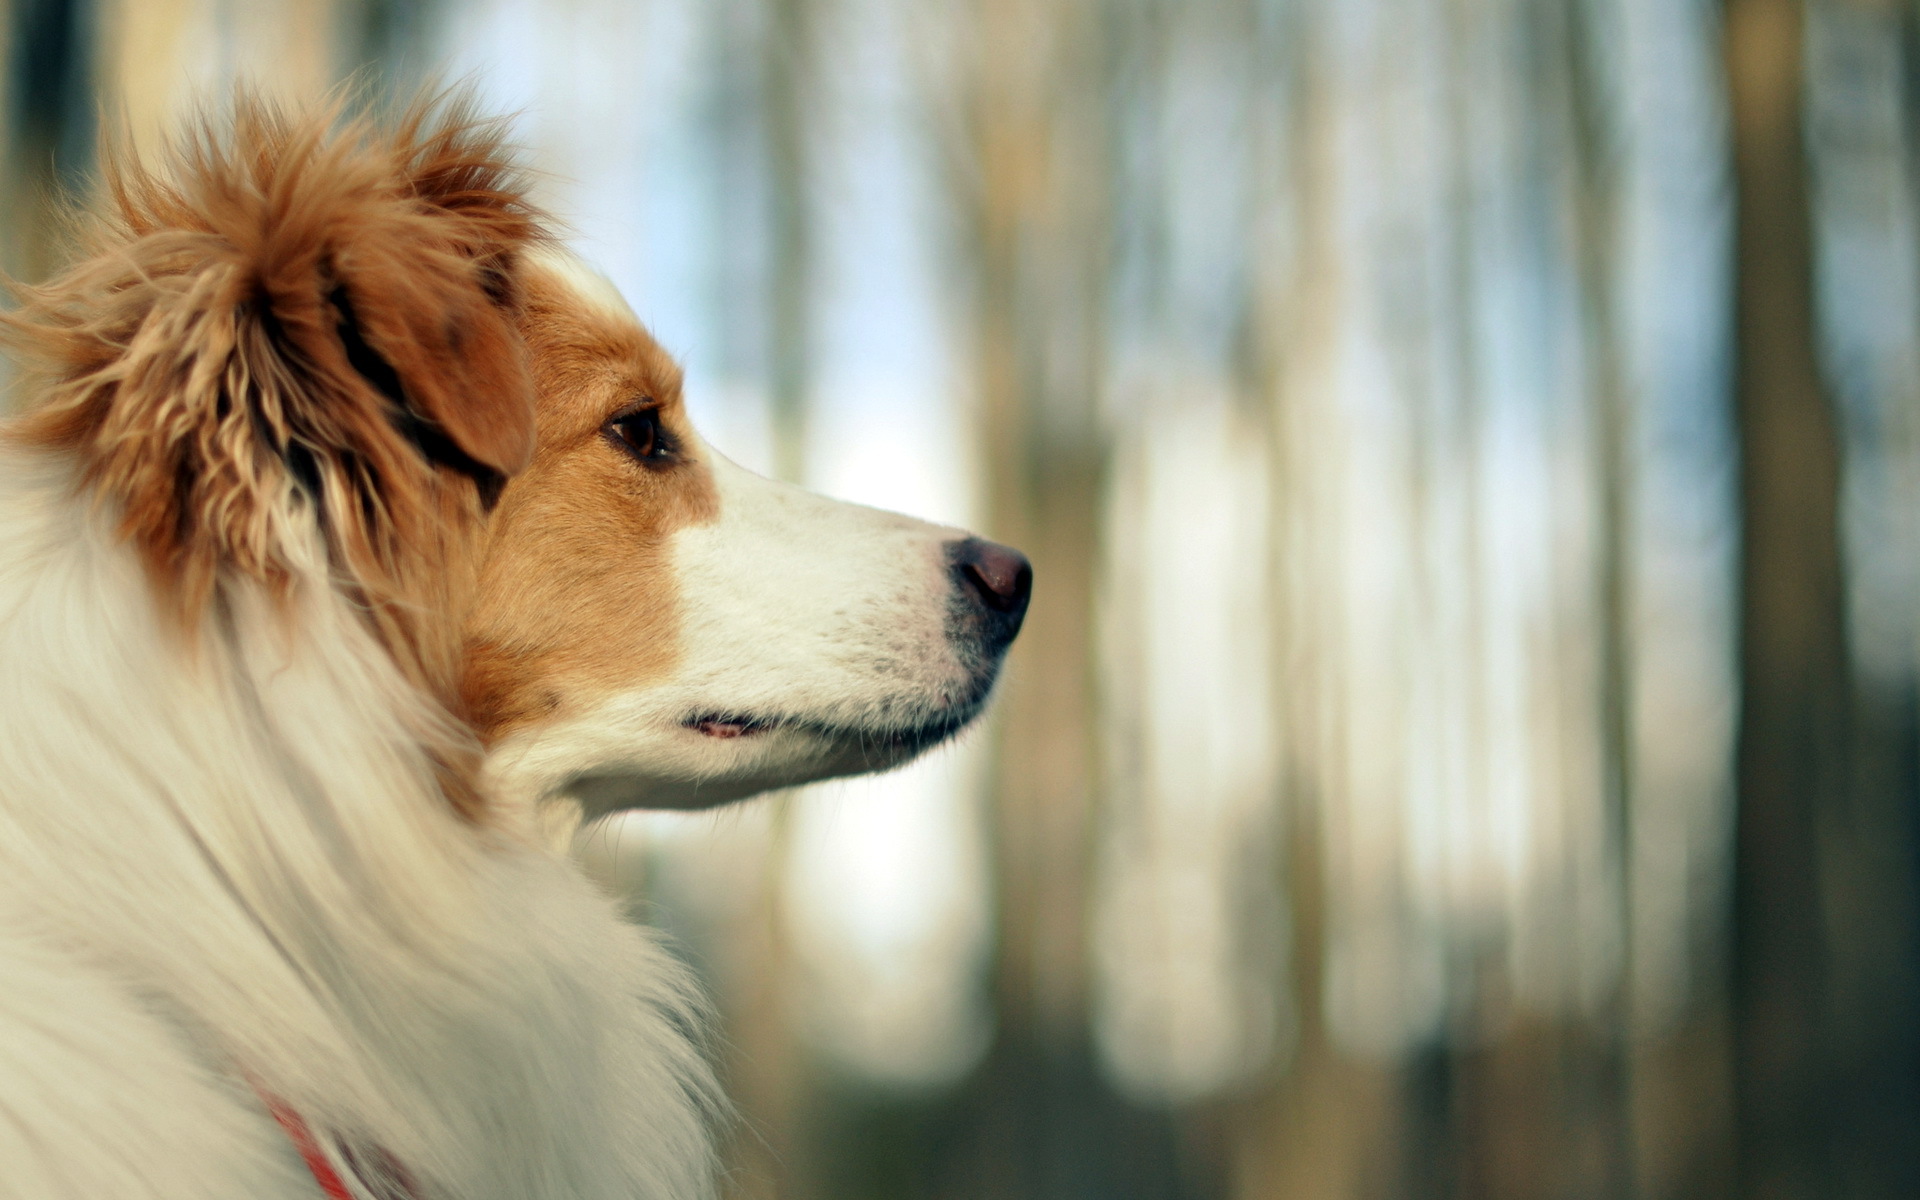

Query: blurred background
[[3, 0, 1917, 1196]]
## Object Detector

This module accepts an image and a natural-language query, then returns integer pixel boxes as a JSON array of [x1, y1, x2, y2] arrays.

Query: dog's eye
[[605, 406, 674, 467]]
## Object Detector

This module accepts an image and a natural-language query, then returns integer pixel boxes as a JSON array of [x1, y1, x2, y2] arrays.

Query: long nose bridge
[[715, 449, 973, 550], [708, 447, 864, 530]]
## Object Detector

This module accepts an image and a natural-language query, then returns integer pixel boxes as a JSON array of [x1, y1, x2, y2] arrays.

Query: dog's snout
[[950, 537, 1033, 634]]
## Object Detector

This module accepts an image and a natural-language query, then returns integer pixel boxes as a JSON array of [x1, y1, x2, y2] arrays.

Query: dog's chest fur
[[0, 453, 716, 1200]]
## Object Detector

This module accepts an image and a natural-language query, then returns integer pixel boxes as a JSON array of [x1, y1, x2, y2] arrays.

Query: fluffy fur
[[0, 99, 715, 1200], [0, 92, 1028, 1200]]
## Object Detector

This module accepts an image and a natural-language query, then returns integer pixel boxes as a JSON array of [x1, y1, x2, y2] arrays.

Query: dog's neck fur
[[0, 445, 716, 1199]]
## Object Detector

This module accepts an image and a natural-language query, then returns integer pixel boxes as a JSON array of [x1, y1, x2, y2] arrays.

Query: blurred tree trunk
[[926, 1, 1204, 1197], [1560, 0, 1640, 1195], [763, 0, 813, 485], [352, 0, 439, 84], [95, 0, 344, 159], [720, 3, 819, 1197], [3, 0, 94, 287], [1725, 0, 1840, 1195], [963, 0, 1108, 1177], [1227, 4, 1401, 1196], [1721, 1, 1912, 1197]]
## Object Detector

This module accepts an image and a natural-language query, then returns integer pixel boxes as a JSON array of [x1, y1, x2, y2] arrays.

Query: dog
[[0, 95, 1028, 1200]]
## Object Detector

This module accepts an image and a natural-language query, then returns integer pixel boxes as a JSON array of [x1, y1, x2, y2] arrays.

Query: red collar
[[255, 1086, 418, 1200], [260, 1091, 355, 1200]]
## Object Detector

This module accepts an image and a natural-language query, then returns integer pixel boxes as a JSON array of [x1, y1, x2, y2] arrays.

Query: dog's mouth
[[686, 713, 775, 739], [564, 683, 1004, 814], [680, 711, 969, 754], [680, 690, 992, 757]]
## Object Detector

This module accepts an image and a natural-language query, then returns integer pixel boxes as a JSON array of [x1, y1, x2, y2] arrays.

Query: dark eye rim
[[602, 401, 678, 469]]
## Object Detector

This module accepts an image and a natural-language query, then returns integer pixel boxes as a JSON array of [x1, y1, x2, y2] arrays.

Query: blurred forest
[[4, 0, 1919, 1197]]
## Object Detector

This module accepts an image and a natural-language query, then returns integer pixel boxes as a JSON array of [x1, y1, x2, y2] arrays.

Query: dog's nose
[[950, 537, 1033, 631]]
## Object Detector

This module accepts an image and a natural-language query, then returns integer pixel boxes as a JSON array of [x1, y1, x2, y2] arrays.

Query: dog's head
[[462, 255, 1030, 814], [6, 95, 544, 813], [6, 95, 1029, 820]]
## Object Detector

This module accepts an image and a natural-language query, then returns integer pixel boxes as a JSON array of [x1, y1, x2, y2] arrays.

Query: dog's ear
[[328, 247, 534, 481], [5, 94, 543, 682], [326, 106, 541, 479]]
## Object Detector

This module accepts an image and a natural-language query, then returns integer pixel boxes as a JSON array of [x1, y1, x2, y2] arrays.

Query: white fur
[[485, 257, 996, 818], [0, 447, 717, 1200], [0, 252, 1012, 1198], [538, 252, 639, 326], [487, 444, 983, 816]]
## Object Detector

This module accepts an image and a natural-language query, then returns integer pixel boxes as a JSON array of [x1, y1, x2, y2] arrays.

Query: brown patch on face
[[1, 92, 546, 819], [460, 263, 719, 743]]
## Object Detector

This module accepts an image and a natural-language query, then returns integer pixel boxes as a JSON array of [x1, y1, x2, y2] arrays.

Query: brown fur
[[461, 266, 719, 742], [1, 93, 546, 818], [2, 93, 722, 816]]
